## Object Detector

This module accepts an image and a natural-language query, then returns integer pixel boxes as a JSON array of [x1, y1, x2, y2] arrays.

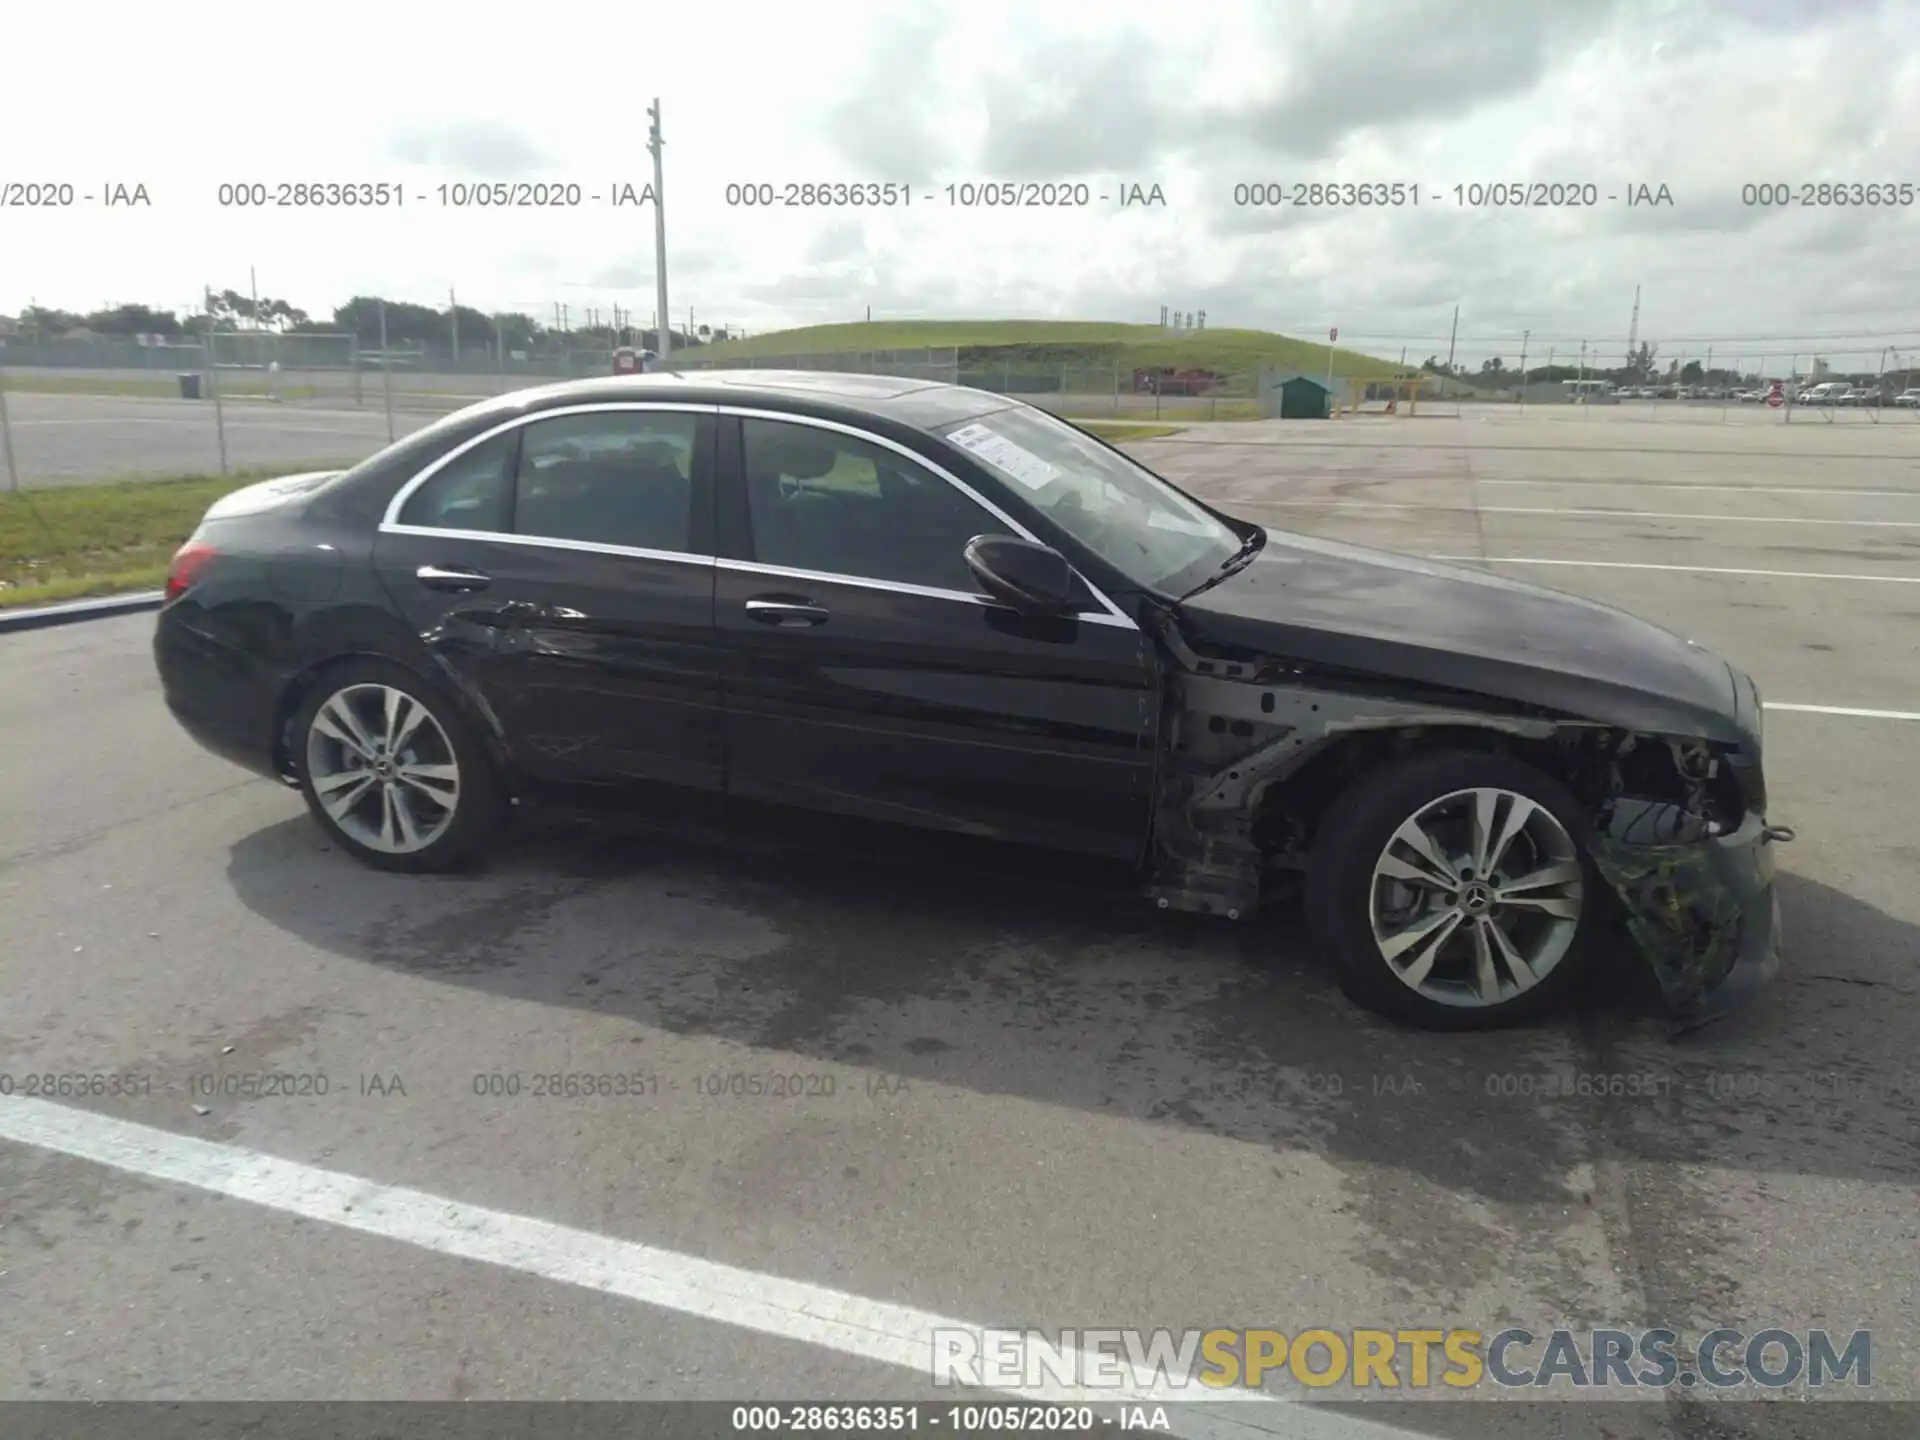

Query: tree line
[[1417, 343, 1752, 388], [7, 291, 736, 354]]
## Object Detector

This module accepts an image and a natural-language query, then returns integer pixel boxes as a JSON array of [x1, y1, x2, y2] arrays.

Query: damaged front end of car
[[1141, 613, 1789, 1030], [1585, 743, 1792, 1031]]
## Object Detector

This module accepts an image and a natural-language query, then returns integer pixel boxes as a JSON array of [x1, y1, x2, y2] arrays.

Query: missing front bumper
[[1589, 804, 1784, 1032]]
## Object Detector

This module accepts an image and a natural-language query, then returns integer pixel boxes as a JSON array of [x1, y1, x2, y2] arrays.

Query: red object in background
[[1132, 367, 1224, 396], [612, 347, 640, 375]]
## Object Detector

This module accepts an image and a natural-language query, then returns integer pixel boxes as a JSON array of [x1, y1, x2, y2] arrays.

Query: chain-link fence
[[673, 349, 1271, 421], [0, 331, 619, 415], [4, 323, 1918, 492], [0, 327, 686, 487], [673, 347, 961, 384]]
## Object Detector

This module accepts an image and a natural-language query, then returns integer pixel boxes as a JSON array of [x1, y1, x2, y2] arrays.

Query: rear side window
[[513, 411, 700, 553], [395, 432, 516, 532]]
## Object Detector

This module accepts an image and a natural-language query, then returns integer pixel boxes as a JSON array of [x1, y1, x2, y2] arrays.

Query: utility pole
[[1445, 304, 1459, 373], [1626, 284, 1641, 381], [205, 285, 228, 473], [1517, 329, 1530, 407], [1323, 326, 1337, 417], [647, 98, 671, 361], [378, 299, 394, 442]]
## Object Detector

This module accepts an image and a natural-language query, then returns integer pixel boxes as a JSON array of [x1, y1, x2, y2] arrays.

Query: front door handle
[[745, 597, 829, 628], [416, 564, 492, 592]]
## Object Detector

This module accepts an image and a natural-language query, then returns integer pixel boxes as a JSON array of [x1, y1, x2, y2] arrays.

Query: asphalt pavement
[[1, 405, 1916, 1438]]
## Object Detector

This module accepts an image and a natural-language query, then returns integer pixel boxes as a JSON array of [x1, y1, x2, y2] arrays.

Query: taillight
[[165, 540, 219, 603]]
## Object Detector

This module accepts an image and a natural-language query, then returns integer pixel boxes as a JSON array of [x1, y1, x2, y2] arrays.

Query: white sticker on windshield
[[946, 423, 1060, 491]]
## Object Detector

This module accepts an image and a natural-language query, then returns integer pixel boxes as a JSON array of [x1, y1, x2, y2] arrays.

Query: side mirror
[[964, 534, 1077, 614]]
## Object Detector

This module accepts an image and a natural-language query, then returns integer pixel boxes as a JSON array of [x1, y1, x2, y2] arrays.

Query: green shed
[[1257, 367, 1340, 419], [1275, 375, 1331, 419]]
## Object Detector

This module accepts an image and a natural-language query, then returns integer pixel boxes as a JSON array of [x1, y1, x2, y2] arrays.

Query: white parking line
[[1478, 480, 1920, 499], [1765, 703, 1920, 722], [0, 1097, 1422, 1439], [1428, 555, 1920, 584], [1246, 499, 1920, 529]]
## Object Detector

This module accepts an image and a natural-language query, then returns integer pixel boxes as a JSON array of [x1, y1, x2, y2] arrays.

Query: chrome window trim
[[378, 525, 715, 568], [716, 558, 1137, 629], [374, 398, 1138, 632], [718, 405, 1137, 630]]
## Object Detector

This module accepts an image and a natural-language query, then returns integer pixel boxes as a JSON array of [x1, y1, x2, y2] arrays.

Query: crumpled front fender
[[1589, 800, 1785, 1031]]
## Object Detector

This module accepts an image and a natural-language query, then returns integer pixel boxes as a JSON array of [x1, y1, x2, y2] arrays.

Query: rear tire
[[291, 657, 503, 874], [1305, 749, 1601, 1030]]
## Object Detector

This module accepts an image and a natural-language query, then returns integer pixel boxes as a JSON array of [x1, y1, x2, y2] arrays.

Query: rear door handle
[[416, 564, 492, 592], [745, 597, 829, 628]]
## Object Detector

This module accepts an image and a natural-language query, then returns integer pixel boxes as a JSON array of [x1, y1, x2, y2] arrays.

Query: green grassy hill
[[686, 320, 1406, 381]]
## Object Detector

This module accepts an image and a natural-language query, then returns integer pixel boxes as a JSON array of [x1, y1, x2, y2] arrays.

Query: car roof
[[476, 369, 1021, 431]]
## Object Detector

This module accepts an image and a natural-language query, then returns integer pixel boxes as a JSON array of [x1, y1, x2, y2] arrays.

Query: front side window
[[938, 406, 1242, 594], [514, 410, 700, 553], [395, 431, 516, 532], [741, 418, 1014, 593]]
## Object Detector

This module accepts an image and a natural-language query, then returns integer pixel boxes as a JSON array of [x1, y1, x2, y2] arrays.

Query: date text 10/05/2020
[[1229, 181, 1675, 207]]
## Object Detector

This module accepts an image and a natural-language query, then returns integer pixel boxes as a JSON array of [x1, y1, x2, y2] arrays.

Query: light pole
[[647, 99, 671, 361]]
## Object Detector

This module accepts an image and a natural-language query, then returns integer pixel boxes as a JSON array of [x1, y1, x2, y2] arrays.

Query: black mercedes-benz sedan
[[154, 370, 1788, 1031]]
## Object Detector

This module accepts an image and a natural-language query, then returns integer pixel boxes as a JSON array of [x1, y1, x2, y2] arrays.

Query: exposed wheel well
[[1252, 723, 1588, 860]]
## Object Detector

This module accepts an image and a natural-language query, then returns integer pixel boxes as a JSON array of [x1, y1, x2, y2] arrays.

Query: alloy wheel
[[304, 683, 461, 855], [1367, 786, 1585, 1009]]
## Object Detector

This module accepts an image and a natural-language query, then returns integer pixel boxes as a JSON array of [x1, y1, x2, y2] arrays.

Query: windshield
[[939, 406, 1244, 593]]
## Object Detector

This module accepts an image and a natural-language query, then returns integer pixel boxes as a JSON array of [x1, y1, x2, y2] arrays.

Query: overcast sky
[[5, 0, 1918, 369]]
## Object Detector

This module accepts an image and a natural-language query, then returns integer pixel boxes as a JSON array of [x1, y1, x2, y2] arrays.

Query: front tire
[[1305, 750, 1601, 1030], [291, 658, 503, 873]]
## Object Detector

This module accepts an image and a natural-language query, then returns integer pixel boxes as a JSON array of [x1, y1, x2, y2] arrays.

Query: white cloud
[[3, 0, 1917, 370]]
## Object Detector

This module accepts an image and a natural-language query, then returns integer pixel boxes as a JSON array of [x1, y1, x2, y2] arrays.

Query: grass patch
[[1076, 422, 1188, 441], [1059, 400, 1262, 422], [0, 466, 350, 609]]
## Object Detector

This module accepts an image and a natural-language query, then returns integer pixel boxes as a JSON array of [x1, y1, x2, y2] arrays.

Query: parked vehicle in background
[[1893, 389, 1920, 408], [1801, 383, 1848, 405], [150, 370, 1786, 1032], [1564, 378, 1617, 403], [1837, 387, 1877, 407]]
